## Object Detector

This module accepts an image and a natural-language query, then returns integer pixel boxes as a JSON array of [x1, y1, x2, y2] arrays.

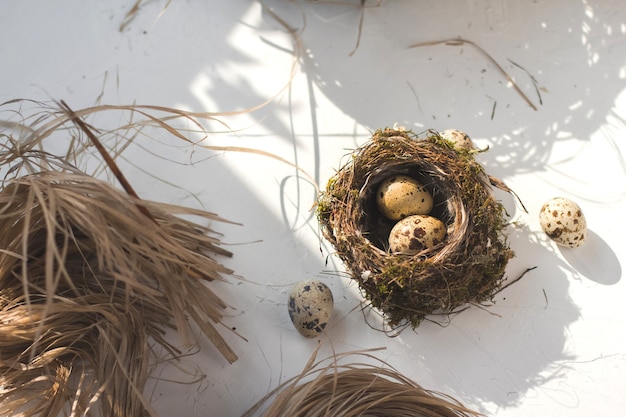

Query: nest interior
[[317, 128, 514, 328]]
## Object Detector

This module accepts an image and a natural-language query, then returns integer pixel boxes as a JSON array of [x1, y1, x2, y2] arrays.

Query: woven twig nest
[[243, 347, 481, 417], [317, 128, 515, 328]]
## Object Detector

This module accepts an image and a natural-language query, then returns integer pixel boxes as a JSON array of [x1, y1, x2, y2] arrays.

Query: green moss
[[377, 282, 390, 296]]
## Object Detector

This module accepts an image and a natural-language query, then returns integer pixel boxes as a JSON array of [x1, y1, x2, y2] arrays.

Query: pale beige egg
[[388, 214, 446, 255], [287, 280, 334, 338], [441, 129, 474, 151], [539, 197, 587, 248], [376, 175, 433, 221]]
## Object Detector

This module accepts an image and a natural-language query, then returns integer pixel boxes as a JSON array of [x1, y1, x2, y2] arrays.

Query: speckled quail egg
[[539, 197, 587, 248], [376, 175, 434, 221], [287, 280, 334, 338], [388, 214, 446, 254], [441, 129, 474, 151]]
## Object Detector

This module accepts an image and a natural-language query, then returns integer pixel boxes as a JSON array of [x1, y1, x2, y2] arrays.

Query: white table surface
[[1, 1, 625, 416]]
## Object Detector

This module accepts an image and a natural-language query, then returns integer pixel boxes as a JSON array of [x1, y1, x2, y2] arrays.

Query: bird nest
[[243, 347, 481, 417], [317, 128, 516, 328]]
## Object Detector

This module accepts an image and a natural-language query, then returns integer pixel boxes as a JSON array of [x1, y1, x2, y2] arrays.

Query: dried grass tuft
[[0, 102, 239, 416], [317, 128, 516, 329], [243, 346, 482, 417]]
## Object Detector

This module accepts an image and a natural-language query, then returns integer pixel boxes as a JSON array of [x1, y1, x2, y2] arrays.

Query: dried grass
[[243, 346, 482, 417], [0, 102, 240, 416], [119, 0, 172, 32], [409, 38, 539, 111], [317, 128, 516, 329]]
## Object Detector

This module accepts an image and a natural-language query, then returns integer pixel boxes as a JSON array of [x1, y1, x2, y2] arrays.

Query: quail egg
[[441, 129, 474, 151], [539, 197, 587, 248], [376, 175, 434, 221], [389, 214, 446, 254], [287, 280, 334, 338]]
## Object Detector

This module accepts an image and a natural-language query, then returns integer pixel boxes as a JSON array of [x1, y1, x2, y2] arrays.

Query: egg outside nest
[[317, 128, 516, 329], [288, 280, 334, 338], [539, 197, 587, 248]]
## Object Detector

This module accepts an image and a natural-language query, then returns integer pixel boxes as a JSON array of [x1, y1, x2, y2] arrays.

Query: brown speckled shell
[[287, 281, 334, 338], [539, 197, 587, 248]]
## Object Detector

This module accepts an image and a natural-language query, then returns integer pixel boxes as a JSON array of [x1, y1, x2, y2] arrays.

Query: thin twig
[[349, 0, 367, 57], [409, 38, 538, 111], [488, 175, 528, 213], [119, 0, 172, 32], [508, 58, 543, 105], [497, 266, 538, 294]]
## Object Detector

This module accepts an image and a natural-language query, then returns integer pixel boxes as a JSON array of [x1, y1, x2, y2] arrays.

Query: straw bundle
[[317, 128, 515, 328], [243, 348, 482, 417], [0, 103, 239, 416], [0, 168, 237, 416]]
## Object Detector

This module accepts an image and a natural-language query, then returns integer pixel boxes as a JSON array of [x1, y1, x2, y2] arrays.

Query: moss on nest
[[317, 128, 514, 328]]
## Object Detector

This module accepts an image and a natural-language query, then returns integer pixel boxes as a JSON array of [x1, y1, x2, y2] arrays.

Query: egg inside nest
[[388, 214, 446, 254], [376, 175, 434, 221], [359, 166, 452, 252]]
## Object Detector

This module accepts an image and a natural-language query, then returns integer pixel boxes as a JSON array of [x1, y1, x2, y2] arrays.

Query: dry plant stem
[[0, 168, 237, 417], [496, 266, 537, 294], [409, 38, 538, 111], [120, 0, 143, 31], [507, 58, 544, 105], [119, 0, 172, 32], [488, 174, 527, 213], [243, 345, 482, 417], [348, 0, 367, 57], [59, 100, 157, 223], [1, 100, 318, 195]]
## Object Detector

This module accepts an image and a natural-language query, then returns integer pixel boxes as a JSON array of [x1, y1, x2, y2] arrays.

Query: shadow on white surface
[[370, 222, 581, 413], [262, 0, 626, 182], [560, 229, 622, 286]]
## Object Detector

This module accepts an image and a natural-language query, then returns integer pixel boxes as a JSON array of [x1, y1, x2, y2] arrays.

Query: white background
[[1, 1, 625, 416]]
